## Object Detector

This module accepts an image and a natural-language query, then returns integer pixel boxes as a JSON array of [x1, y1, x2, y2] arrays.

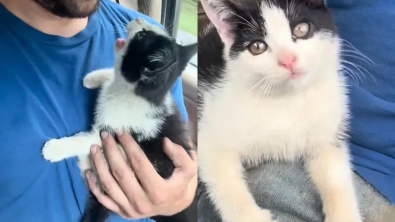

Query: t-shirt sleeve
[[170, 77, 188, 121]]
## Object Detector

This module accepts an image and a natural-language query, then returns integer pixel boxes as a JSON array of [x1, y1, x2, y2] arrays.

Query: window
[[179, 0, 198, 36], [162, 0, 198, 67], [114, 1, 197, 67]]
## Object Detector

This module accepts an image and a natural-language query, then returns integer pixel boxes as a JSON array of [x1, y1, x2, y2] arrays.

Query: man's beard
[[33, 0, 100, 18]]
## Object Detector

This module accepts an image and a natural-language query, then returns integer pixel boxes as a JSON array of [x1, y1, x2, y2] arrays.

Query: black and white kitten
[[198, 0, 361, 222], [42, 18, 197, 222]]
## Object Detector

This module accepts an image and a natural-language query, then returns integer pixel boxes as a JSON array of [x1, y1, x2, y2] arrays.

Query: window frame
[[161, 0, 182, 38], [116, 0, 197, 68]]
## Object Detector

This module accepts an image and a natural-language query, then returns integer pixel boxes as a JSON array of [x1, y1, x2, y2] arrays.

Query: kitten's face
[[116, 18, 196, 103], [118, 18, 176, 86], [204, 0, 339, 95]]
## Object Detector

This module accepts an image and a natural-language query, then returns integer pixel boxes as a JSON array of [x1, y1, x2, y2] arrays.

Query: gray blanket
[[198, 162, 395, 222]]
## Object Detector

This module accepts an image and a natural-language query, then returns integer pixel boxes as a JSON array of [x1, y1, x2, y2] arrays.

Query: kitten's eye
[[248, 41, 267, 55], [136, 31, 146, 39], [293, 22, 310, 39]]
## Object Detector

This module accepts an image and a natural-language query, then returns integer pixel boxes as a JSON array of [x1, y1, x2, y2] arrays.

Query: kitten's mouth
[[290, 71, 301, 79], [289, 69, 304, 79]]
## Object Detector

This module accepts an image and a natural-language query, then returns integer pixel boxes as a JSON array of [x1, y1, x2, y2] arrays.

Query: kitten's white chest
[[94, 91, 164, 140], [199, 75, 347, 161]]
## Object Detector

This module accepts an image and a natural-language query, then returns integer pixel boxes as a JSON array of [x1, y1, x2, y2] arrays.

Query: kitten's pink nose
[[115, 39, 125, 50], [278, 52, 297, 70]]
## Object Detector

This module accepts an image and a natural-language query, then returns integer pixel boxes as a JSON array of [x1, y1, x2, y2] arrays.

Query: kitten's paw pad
[[83, 76, 103, 89], [42, 139, 67, 162]]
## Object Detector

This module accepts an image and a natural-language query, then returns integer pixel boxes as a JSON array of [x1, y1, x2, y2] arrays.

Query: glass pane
[[179, 0, 198, 36]]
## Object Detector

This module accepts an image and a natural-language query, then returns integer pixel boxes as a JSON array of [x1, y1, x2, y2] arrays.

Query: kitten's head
[[202, 0, 340, 96], [116, 18, 197, 104]]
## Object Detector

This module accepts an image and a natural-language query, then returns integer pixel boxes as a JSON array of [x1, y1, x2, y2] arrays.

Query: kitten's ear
[[201, 0, 234, 44], [179, 43, 198, 65]]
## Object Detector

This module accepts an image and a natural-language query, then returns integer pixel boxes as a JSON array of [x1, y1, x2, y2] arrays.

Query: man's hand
[[86, 130, 197, 219]]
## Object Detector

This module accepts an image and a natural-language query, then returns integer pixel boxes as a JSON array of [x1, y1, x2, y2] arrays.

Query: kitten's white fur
[[42, 19, 174, 177], [199, 3, 361, 222]]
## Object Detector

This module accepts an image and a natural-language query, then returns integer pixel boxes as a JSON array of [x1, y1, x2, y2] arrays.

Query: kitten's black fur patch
[[202, 0, 335, 59], [81, 26, 197, 222], [198, 0, 336, 117], [224, 0, 336, 58], [197, 25, 226, 120], [121, 29, 197, 106]]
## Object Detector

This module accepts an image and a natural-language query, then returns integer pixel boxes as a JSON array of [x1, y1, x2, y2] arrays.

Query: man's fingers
[[86, 170, 122, 214], [117, 132, 163, 189], [90, 143, 130, 210], [163, 138, 193, 168], [173, 173, 198, 210], [101, 131, 143, 197], [101, 130, 152, 211], [163, 138, 197, 184]]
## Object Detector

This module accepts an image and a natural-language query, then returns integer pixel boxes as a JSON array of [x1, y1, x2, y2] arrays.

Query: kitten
[[42, 18, 197, 222], [198, 1, 361, 222]]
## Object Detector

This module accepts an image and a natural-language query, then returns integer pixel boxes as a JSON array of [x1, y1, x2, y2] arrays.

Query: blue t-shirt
[[326, 0, 395, 203], [0, 1, 188, 222]]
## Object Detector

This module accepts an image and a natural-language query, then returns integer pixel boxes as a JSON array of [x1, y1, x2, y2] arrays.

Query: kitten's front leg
[[42, 131, 101, 162], [200, 146, 276, 222], [83, 68, 115, 89], [307, 143, 361, 222]]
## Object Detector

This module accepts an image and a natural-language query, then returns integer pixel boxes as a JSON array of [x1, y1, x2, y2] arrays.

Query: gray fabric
[[197, 162, 395, 222]]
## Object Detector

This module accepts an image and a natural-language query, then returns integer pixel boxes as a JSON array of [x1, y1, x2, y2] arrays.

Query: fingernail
[[164, 137, 172, 148], [116, 129, 124, 136], [86, 171, 91, 179], [101, 131, 108, 139], [91, 145, 98, 154]]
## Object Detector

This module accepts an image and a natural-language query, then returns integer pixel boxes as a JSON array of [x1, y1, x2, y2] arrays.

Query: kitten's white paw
[[325, 210, 362, 222], [225, 208, 277, 222], [83, 76, 102, 89], [42, 139, 68, 162], [249, 208, 277, 222], [325, 217, 362, 222], [78, 155, 92, 173]]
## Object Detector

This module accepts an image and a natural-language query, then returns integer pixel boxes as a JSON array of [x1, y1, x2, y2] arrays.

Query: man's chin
[[33, 0, 100, 18]]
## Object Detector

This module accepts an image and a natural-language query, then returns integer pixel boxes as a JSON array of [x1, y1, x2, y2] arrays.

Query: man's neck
[[0, 0, 88, 37]]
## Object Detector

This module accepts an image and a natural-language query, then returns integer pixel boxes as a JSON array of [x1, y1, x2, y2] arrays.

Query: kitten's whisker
[[286, 0, 289, 17], [259, 79, 272, 97], [249, 77, 267, 93], [230, 21, 255, 32], [342, 53, 372, 66], [289, 0, 298, 20], [266, 82, 274, 96], [342, 68, 360, 85], [342, 60, 377, 84], [245, 9, 260, 30], [340, 39, 374, 64], [228, 11, 257, 30], [341, 65, 361, 85], [341, 61, 366, 83], [341, 48, 374, 65]]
